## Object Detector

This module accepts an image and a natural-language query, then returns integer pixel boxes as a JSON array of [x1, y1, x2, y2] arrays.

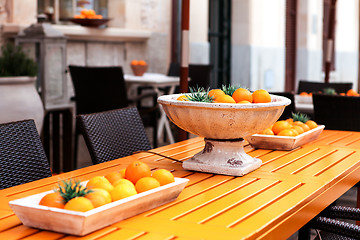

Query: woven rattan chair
[[297, 80, 353, 94], [76, 107, 152, 165], [299, 205, 360, 239], [0, 119, 52, 189], [312, 93, 360, 131], [300, 94, 360, 239], [269, 92, 295, 120], [69, 65, 158, 168]]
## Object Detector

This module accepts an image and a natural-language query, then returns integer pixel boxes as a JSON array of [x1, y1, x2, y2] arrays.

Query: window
[[38, 0, 108, 23]]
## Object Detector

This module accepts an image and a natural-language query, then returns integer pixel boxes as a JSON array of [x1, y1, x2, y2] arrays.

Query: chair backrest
[[77, 107, 152, 165], [297, 80, 353, 94], [312, 94, 360, 131], [189, 64, 212, 90], [269, 92, 295, 120], [69, 65, 129, 115], [167, 62, 180, 77], [0, 120, 52, 189]]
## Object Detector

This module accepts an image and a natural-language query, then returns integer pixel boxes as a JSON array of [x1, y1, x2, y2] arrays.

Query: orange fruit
[[39, 191, 65, 209], [299, 92, 309, 97], [131, 60, 138, 65], [110, 184, 137, 201], [112, 178, 135, 188], [272, 121, 291, 135], [214, 94, 236, 103], [152, 169, 175, 186], [278, 129, 298, 137], [347, 89, 359, 96], [232, 88, 253, 103], [138, 60, 147, 66], [306, 120, 318, 129], [340, 93, 346, 96], [177, 95, 189, 101], [125, 161, 151, 184], [252, 89, 271, 103], [208, 89, 225, 101], [85, 9, 96, 17], [85, 188, 112, 208], [286, 118, 294, 125], [291, 125, 304, 135], [119, 169, 126, 178], [64, 197, 94, 212], [135, 177, 160, 193], [105, 171, 123, 185], [237, 100, 251, 104], [299, 123, 311, 132], [260, 128, 274, 135], [86, 176, 114, 192]]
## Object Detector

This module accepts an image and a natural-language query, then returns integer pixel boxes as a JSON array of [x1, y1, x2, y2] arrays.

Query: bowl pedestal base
[[183, 138, 262, 176]]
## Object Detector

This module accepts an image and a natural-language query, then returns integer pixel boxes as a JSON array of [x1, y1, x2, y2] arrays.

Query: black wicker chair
[[312, 93, 360, 131], [0, 119, 52, 189], [76, 107, 152, 165], [269, 92, 295, 120], [300, 94, 360, 239], [188, 64, 212, 90], [69, 65, 158, 168], [297, 80, 353, 94], [299, 205, 360, 239]]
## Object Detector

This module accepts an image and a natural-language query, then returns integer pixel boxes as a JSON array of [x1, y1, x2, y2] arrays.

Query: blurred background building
[[0, 0, 358, 94]]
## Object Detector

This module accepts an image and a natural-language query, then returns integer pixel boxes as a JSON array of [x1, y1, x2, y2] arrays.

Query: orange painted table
[[1, 130, 360, 239]]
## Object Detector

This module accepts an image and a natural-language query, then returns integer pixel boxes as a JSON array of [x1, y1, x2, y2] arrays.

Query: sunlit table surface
[[1, 129, 360, 239]]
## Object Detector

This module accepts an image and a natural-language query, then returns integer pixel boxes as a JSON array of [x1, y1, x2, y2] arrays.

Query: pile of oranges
[[300, 89, 359, 97], [178, 88, 272, 104], [74, 9, 103, 19], [39, 161, 175, 212], [260, 118, 318, 137], [130, 60, 147, 66], [130, 60, 148, 76]]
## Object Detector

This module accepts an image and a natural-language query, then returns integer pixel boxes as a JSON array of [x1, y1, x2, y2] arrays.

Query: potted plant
[[0, 43, 44, 133]]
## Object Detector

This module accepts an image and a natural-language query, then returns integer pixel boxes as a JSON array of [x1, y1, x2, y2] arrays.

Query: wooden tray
[[9, 177, 188, 236], [246, 125, 325, 150]]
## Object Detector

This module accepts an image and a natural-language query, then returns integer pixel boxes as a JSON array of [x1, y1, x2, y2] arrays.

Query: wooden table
[[124, 73, 181, 144], [1, 130, 360, 239]]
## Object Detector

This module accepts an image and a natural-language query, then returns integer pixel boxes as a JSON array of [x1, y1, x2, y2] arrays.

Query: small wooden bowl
[[131, 64, 148, 76]]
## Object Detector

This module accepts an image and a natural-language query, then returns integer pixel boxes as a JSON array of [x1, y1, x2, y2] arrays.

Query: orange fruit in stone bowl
[[214, 94, 236, 103], [232, 88, 253, 103], [208, 89, 225, 101], [125, 161, 151, 184], [252, 89, 271, 103]]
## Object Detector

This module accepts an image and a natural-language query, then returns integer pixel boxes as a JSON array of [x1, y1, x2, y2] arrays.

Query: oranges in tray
[[39, 161, 175, 212], [259, 113, 318, 137]]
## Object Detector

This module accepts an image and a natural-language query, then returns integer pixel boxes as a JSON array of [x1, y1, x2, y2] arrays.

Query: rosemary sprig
[[186, 87, 214, 103], [221, 84, 243, 96]]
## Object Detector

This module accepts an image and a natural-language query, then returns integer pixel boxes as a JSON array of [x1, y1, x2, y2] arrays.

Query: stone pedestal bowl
[[158, 93, 291, 176]]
